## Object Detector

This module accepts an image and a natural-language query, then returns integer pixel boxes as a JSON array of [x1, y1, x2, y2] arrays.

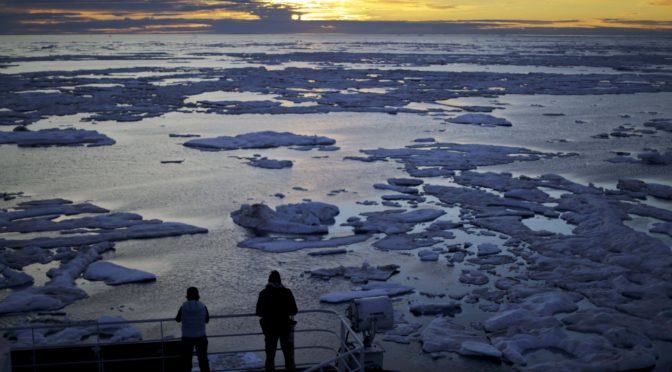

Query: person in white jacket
[[176, 286, 210, 372]]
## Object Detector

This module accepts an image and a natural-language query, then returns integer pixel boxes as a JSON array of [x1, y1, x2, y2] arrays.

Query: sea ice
[[247, 157, 293, 169], [320, 282, 414, 304], [447, 114, 512, 127], [310, 262, 399, 283], [476, 243, 501, 256], [617, 178, 672, 200], [637, 149, 672, 165], [84, 261, 156, 285], [231, 202, 339, 235], [0, 198, 207, 313], [0, 127, 115, 147], [183, 131, 335, 151], [643, 118, 672, 132], [651, 222, 672, 237], [5, 315, 141, 347], [459, 270, 489, 285], [492, 327, 656, 370], [345, 209, 445, 235], [238, 235, 369, 253], [349, 142, 563, 177], [372, 232, 445, 251], [421, 317, 500, 358], [409, 301, 461, 316], [417, 250, 440, 261]]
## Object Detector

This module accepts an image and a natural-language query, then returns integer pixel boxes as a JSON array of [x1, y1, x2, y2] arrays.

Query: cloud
[[602, 18, 672, 26], [0, 0, 670, 34], [647, 0, 672, 5]]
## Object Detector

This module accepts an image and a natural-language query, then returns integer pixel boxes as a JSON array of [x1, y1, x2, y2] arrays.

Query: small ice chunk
[[418, 250, 439, 261], [459, 270, 489, 285], [409, 301, 461, 316], [477, 243, 501, 256], [247, 158, 293, 169], [320, 282, 413, 303], [448, 114, 512, 127]]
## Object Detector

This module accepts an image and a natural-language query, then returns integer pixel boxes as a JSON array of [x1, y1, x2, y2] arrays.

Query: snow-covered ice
[[84, 261, 156, 285], [320, 282, 414, 303], [0, 127, 115, 147], [231, 202, 339, 235], [447, 114, 512, 127], [183, 131, 335, 151]]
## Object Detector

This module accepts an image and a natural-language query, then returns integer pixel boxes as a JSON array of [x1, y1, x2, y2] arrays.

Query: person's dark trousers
[[264, 330, 295, 372], [182, 336, 210, 372]]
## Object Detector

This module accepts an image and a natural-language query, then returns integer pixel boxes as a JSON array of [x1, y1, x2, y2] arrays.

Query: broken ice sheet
[[310, 262, 399, 283], [0, 198, 207, 314]]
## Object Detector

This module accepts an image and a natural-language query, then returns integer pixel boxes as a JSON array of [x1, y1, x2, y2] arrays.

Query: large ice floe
[[0, 198, 207, 314], [183, 131, 335, 151], [83, 261, 156, 285], [0, 127, 115, 147], [310, 262, 399, 283], [345, 140, 570, 177], [231, 202, 374, 253], [447, 114, 512, 127]]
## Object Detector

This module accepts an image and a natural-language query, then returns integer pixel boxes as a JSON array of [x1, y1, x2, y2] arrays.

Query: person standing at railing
[[176, 286, 211, 372], [256, 270, 298, 372]]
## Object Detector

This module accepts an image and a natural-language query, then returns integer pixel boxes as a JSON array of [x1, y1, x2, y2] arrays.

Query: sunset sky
[[0, 0, 671, 34]]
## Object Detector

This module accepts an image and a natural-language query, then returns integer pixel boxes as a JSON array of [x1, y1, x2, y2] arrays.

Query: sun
[[260, 0, 366, 21]]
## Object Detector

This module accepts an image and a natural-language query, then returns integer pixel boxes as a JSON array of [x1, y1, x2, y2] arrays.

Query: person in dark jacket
[[176, 287, 210, 372], [256, 270, 298, 372]]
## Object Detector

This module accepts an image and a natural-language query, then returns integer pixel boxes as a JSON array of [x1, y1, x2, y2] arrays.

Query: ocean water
[[1, 34, 671, 371]]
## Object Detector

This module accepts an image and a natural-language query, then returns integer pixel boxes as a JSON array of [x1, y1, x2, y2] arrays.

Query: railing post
[[358, 341, 365, 372], [160, 320, 165, 372], [30, 327, 36, 372], [338, 321, 345, 372], [97, 321, 102, 372]]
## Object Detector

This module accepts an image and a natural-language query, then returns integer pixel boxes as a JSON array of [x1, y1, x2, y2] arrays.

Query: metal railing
[[0, 309, 366, 372]]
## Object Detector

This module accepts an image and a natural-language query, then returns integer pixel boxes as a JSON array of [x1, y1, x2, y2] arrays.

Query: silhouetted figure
[[176, 287, 210, 372], [256, 270, 298, 371]]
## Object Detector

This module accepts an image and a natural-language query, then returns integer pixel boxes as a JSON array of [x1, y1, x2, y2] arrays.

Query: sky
[[0, 0, 671, 34]]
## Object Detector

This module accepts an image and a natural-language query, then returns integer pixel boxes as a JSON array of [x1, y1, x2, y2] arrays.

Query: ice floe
[[231, 202, 339, 235], [617, 178, 672, 200], [347, 142, 566, 177], [183, 131, 335, 151], [0, 127, 114, 147], [421, 317, 501, 358], [320, 282, 413, 304], [83, 261, 156, 285], [447, 114, 511, 127], [409, 301, 462, 316], [310, 262, 399, 283], [247, 157, 293, 169], [344, 209, 445, 235], [238, 235, 369, 253]]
